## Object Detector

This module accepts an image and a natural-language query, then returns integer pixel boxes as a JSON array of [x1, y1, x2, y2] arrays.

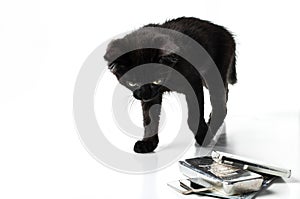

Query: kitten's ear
[[155, 36, 179, 66], [108, 63, 118, 73], [159, 53, 178, 66], [161, 40, 179, 56], [104, 39, 123, 66], [153, 35, 179, 55]]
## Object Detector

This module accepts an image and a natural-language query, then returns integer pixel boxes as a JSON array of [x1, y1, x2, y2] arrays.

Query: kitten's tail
[[228, 55, 237, 85]]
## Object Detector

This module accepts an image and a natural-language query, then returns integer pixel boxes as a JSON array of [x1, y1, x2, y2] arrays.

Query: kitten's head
[[104, 28, 179, 102]]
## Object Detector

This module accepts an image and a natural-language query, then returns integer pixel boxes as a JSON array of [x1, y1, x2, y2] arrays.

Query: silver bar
[[212, 151, 291, 178]]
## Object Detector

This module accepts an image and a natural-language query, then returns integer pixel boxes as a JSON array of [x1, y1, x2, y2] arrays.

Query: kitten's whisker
[[128, 96, 136, 111]]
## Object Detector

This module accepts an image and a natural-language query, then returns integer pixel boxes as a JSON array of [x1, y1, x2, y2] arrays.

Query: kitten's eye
[[127, 81, 137, 87], [153, 79, 162, 85]]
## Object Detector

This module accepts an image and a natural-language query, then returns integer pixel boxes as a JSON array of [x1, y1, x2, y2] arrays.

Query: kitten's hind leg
[[206, 77, 228, 141], [133, 95, 162, 153], [185, 82, 211, 146]]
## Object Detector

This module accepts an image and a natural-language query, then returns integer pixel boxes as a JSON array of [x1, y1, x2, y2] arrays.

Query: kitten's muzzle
[[133, 84, 159, 102]]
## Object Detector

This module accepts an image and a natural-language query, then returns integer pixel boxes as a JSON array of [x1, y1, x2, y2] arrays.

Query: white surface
[[0, 0, 300, 198]]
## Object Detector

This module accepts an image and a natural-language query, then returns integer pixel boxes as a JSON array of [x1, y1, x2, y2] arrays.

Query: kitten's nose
[[133, 85, 151, 100]]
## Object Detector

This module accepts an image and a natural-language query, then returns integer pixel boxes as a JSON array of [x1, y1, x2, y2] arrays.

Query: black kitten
[[104, 17, 237, 153]]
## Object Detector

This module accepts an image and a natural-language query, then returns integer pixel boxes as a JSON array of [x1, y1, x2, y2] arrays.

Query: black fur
[[104, 17, 237, 153]]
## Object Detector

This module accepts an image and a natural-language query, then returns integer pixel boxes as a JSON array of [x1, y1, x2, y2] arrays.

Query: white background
[[0, 0, 300, 198]]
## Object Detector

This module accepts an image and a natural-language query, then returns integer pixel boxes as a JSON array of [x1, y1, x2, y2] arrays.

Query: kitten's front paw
[[133, 138, 158, 153]]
